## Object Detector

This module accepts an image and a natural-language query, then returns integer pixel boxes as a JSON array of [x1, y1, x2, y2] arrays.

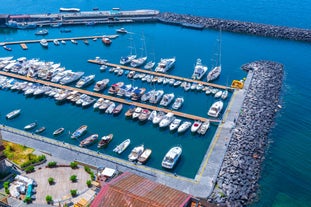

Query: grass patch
[[3, 141, 45, 168]]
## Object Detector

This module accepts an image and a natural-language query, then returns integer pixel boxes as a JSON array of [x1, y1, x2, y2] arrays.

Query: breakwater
[[158, 12, 311, 42], [208, 61, 284, 206]]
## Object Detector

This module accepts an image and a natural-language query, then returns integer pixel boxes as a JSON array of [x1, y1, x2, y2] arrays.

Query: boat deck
[[0, 71, 220, 123], [88, 60, 231, 90]]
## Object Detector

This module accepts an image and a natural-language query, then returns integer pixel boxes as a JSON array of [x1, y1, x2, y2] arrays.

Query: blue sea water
[[0, 1, 311, 207]]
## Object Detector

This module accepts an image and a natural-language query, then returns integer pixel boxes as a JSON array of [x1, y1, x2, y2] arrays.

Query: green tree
[[70, 189, 77, 197], [48, 177, 54, 185], [45, 195, 53, 204], [70, 161, 78, 169], [70, 175, 77, 182], [86, 180, 92, 188]]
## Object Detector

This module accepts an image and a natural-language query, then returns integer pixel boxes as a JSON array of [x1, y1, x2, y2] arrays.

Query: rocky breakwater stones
[[209, 61, 284, 206], [157, 12, 311, 42]]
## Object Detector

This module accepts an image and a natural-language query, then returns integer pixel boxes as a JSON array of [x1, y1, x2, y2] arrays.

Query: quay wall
[[158, 12, 311, 42], [209, 61, 284, 206], [1, 10, 311, 42]]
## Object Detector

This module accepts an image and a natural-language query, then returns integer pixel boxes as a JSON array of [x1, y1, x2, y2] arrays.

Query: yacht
[[177, 121, 192, 133], [154, 57, 176, 73], [149, 90, 164, 104], [53, 39, 60, 45], [105, 102, 116, 114], [79, 134, 98, 147], [35, 126, 46, 134], [113, 139, 131, 154], [192, 58, 208, 80], [172, 97, 184, 110], [130, 56, 147, 68], [144, 61, 155, 70], [113, 104, 123, 115], [71, 125, 88, 139], [169, 119, 182, 131], [160, 93, 175, 107], [99, 100, 112, 111], [161, 146, 182, 169], [128, 144, 144, 162], [221, 90, 229, 100], [93, 78, 109, 92], [138, 109, 151, 122], [60, 71, 84, 85], [214, 90, 223, 98], [75, 74, 95, 88], [97, 134, 114, 148], [116, 27, 128, 34], [141, 89, 155, 102], [6, 109, 21, 119], [207, 65, 221, 82], [197, 120, 210, 135], [159, 113, 175, 128], [191, 121, 202, 133], [120, 55, 136, 65], [148, 110, 157, 121], [207, 100, 224, 117]]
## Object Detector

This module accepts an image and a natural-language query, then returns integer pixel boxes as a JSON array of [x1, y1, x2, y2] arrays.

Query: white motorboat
[[132, 107, 142, 119], [105, 102, 116, 114], [214, 90, 223, 98], [159, 93, 175, 107], [75, 74, 95, 88], [6, 109, 21, 119], [207, 100, 224, 117], [161, 146, 182, 169], [152, 111, 165, 124], [138, 109, 151, 122], [60, 71, 84, 85], [172, 97, 184, 110], [71, 125, 88, 139], [131, 56, 147, 68], [191, 58, 208, 80], [128, 144, 144, 162], [137, 148, 152, 164], [53, 39, 60, 45], [191, 121, 202, 133], [159, 112, 175, 128], [144, 61, 155, 70], [79, 134, 98, 147], [113, 139, 131, 154], [154, 57, 176, 73], [40, 39, 48, 47], [177, 121, 192, 133], [197, 120, 210, 135], [148, 110, 157, 121], [24, 122, 37, 130], [169, 119, 182, 131], [221, 90, 229, 100], [207, 66, 221, 82], [93, 97, 105, 109]]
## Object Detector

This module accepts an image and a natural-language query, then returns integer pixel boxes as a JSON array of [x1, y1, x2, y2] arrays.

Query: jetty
[[88, 59, 230, 90], [0, 10, 310, 42], [0, 71, 220, 123]]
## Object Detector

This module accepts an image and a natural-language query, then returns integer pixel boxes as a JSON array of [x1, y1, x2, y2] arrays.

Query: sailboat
[[207, 30, 222, 82], [130, 33, 147, 68], [120, 35, 137, 65], [144, 51, 155, 70]]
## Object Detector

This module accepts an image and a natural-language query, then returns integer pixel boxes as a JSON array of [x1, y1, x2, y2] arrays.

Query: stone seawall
[[208, 61, 284, 206], [158, 12, 311, 42]]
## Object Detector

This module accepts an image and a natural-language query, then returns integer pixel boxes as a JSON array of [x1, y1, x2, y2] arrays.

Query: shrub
[[24, 196, 32, 204], [47, 161, 57, 168], [25, 166, 35, 173], [70, 161, 78, 169], [45, 195, 53, 204], [3, 181, 9, 188], [84, 166, 91, 174], [5, 188, 10, 195], [70, 189, 77, 197], [70, 175, 77, 182], [90, 172, 95, 181], [48, 177, 54, 185], [86, 180, 92, 188], [38, 155, 46, 162]]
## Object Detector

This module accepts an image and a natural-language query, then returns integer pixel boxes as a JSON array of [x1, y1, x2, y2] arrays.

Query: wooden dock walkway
[[0, 71, 221, 123], [88, 59, 231, 90], [0, 35, 119, 46]]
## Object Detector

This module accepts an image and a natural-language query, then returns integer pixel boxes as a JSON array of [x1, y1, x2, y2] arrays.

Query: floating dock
[[88, 59, 231, 90], [0, 71, 220, 123]]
